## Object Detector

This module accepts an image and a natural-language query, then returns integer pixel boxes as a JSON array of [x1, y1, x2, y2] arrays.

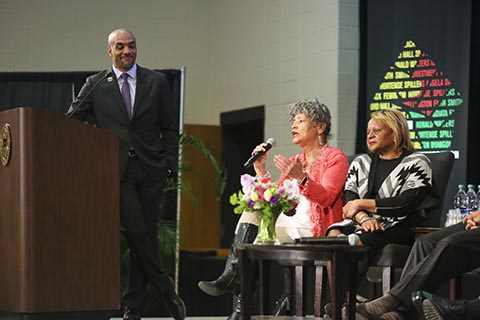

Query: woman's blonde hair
[[370, 109, 413, 151]]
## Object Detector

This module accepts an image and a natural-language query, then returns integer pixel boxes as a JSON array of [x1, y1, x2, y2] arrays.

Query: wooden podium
[[0, 108, 120, 319]]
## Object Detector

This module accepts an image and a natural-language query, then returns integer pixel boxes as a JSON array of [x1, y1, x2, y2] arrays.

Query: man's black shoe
[[417, 291, 467, 320], [411, 291, 429, 315], [164, 285, 186, 320], [123, 308, 141, 320]]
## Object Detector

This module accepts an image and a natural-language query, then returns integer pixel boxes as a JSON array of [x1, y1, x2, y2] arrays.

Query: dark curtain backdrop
[[358, 0, 473, 225], [0, 69, 182, 222], [467, 1, 480, 190], [0, 70, 181, 115], [0, 72, 92, 112]]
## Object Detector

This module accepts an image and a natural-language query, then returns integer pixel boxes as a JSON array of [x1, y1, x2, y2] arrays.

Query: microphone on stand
[[66, 70, 113, 118], [243, 138, 276, 168]]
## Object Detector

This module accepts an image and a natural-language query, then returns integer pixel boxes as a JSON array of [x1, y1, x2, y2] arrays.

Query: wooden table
[[236, 243, 369, 320]]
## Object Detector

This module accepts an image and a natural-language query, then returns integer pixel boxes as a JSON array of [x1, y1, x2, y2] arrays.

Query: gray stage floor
[[109, 317, 323, 320], [109, 318, 226, 320], [110, 318, 226, 320]]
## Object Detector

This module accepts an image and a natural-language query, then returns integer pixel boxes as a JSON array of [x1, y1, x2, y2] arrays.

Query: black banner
[[362, 0, 472, 224]]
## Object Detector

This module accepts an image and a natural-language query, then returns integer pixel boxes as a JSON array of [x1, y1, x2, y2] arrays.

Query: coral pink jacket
[[278, 145, 349, 236]]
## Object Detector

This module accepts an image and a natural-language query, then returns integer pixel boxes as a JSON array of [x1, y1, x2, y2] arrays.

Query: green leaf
[[179, 133, 226, 199]]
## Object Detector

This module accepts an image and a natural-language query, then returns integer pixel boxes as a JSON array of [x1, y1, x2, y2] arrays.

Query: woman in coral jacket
[[198, 98, 349, 320]]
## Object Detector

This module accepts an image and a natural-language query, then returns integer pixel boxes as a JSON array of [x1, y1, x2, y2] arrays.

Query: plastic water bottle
[[466, 184, 478, 213], [453, 184, 468, 217], [445, 209, 455, 227], [477, 185, 480, 205], [445, 208, 462, 227]]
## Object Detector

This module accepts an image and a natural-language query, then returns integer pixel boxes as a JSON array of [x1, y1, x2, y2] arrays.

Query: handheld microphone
[[243, 137, 276, 168], [295, 234, 360, 246], [347, 233, 360, 246], [66, 70, 113, 118]]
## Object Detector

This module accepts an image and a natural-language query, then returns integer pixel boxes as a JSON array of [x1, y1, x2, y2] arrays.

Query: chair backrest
[[422, 151, 455, 227], [346, 151, 455, 228]]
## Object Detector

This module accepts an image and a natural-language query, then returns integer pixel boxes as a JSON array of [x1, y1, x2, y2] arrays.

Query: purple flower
[[283, 179, 300, 200], [269, 196, 279, 205], [240, 174, 256, 193]]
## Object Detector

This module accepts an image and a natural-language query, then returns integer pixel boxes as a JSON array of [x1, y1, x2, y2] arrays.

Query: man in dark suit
[[67, 28, 185, 320]]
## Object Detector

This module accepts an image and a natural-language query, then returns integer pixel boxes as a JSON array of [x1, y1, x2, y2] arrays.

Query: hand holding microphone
[[243, 138, 276, 168]]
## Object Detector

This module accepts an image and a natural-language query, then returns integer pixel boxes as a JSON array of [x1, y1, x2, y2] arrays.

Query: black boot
[[226, 294, 242, 320], [227, 279, 259, 320], [198, 223, 258, 296]]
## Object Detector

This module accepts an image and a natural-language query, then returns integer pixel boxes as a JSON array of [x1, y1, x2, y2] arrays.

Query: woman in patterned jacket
[[327, 108, 432, 251]]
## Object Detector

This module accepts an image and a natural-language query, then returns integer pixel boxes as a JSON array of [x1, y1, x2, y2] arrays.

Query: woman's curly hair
[[287, 98, 332, 139]]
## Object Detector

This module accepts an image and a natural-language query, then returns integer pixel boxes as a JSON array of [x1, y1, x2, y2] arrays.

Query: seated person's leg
[[326, 229, 342, 237], [360, 224, 480, 318]]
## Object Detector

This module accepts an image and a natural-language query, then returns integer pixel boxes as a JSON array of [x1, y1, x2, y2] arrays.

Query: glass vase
[[254, 212, 280, 245]]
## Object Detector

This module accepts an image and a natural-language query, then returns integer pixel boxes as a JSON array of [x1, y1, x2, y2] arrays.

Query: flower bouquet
[[229, 174, 300, 245]]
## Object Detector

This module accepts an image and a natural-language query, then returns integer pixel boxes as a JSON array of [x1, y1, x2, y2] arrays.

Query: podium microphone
[[66, 70, 113, 118], [243, 138, 276, 168]]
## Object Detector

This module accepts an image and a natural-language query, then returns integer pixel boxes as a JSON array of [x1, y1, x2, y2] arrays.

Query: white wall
[[0, 0, 359, 161]]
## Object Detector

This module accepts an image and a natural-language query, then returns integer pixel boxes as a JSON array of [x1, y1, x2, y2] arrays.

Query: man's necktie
[[121, 73, 132, 118]]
